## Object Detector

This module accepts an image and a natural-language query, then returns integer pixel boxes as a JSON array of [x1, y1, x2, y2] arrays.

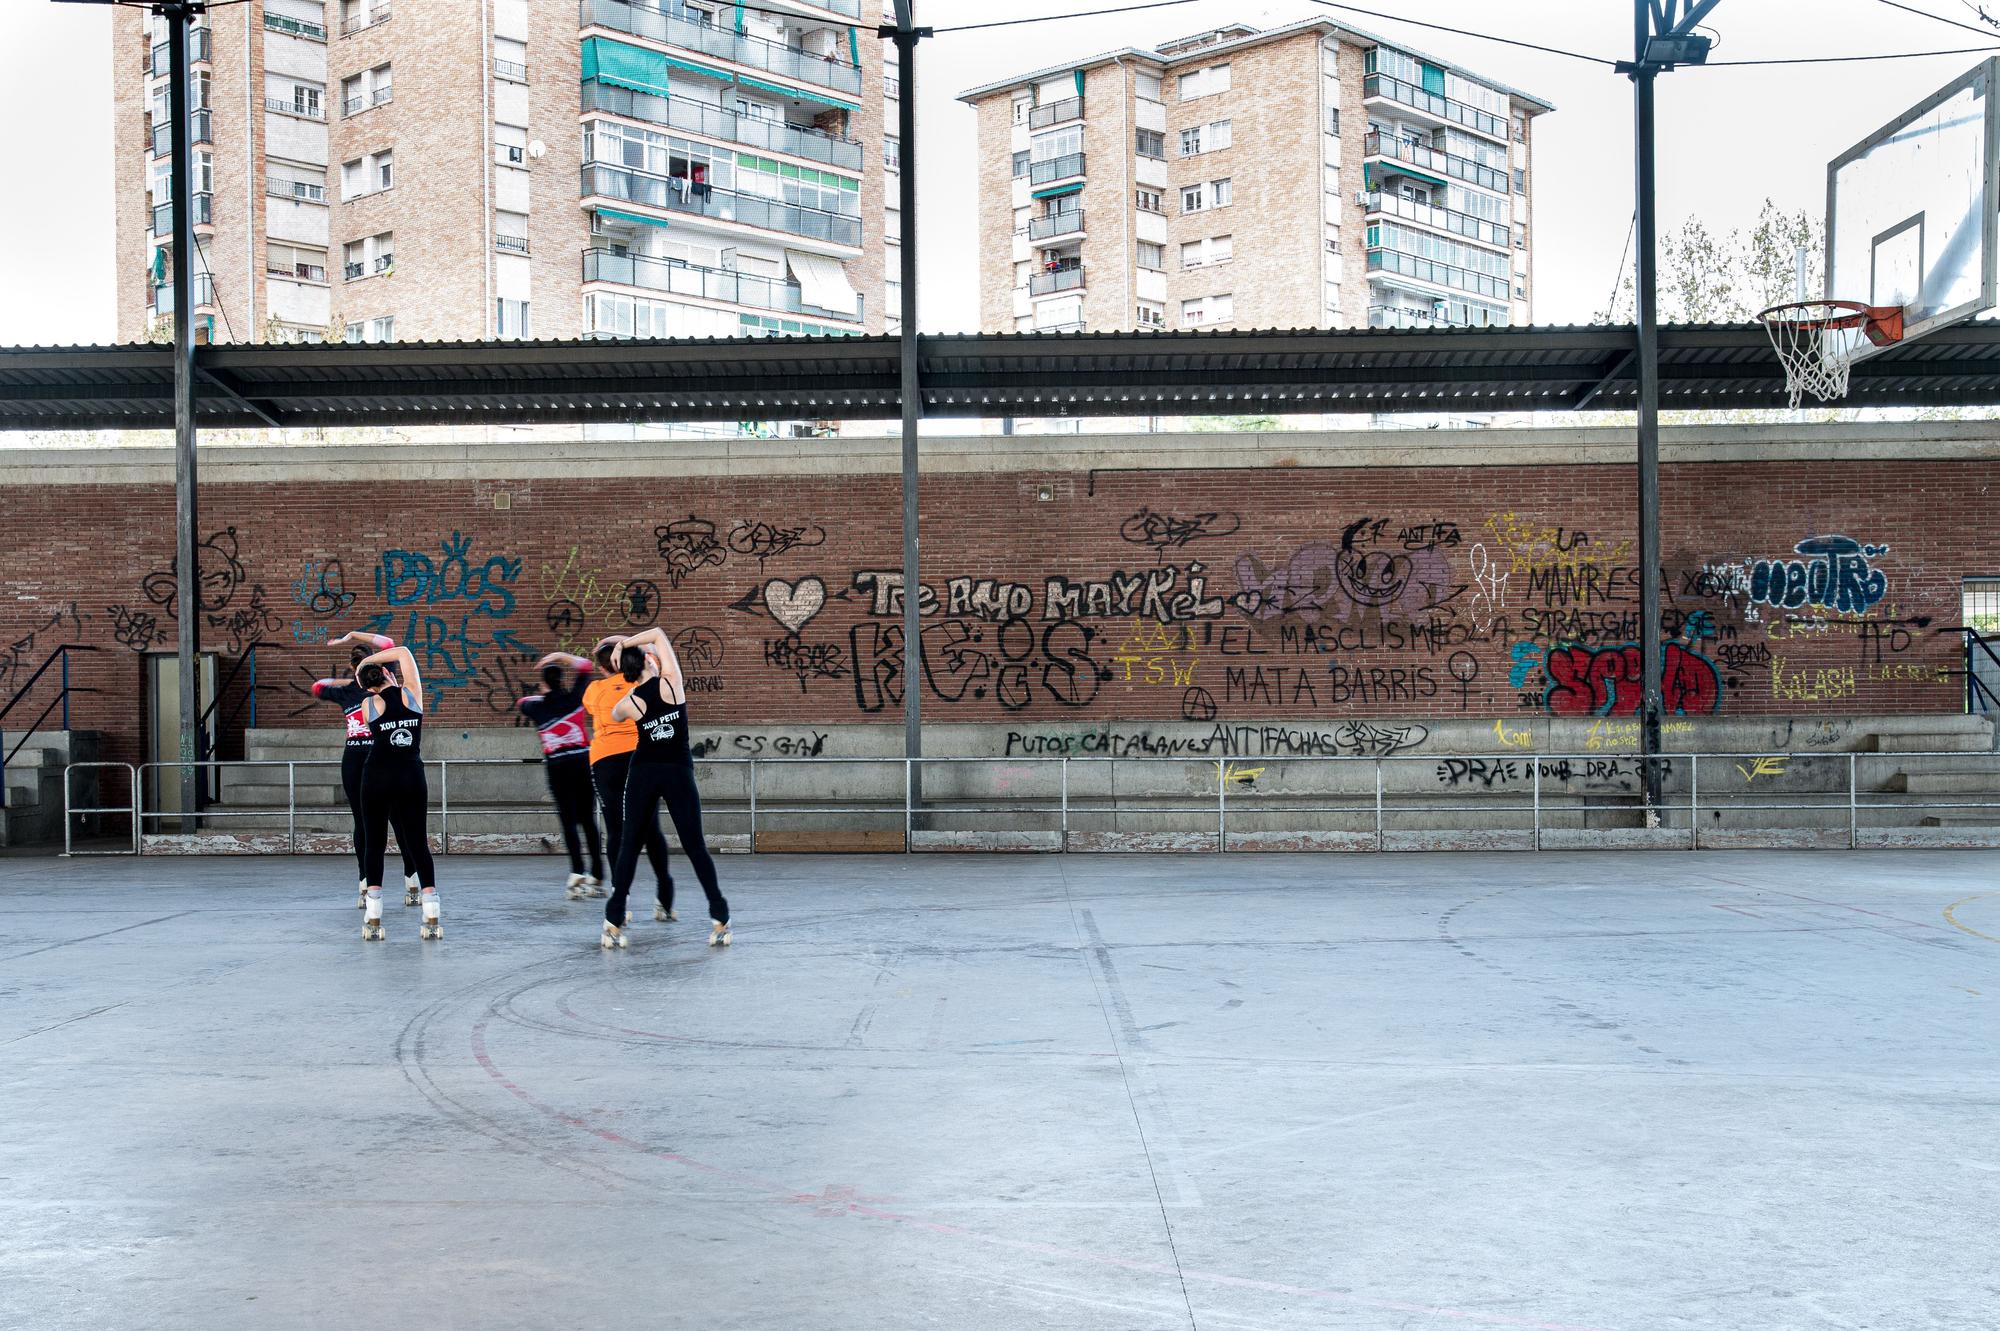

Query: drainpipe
[[481, 0, 492, 335]]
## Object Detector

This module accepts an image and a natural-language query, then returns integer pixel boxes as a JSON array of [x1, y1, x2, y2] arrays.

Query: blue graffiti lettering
[[374, 531, 521, 617], [1747, 536, 1888, 616]]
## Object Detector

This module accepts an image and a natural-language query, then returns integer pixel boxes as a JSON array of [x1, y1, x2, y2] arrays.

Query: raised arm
[[330, 630, 395, 650], [619, 627, 684, 698], [309, 677, 349, 700], [536, 652, 593, 675], [357, 643, 423, 711]]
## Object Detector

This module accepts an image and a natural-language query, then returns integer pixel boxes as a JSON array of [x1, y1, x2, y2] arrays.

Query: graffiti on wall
[[364, 531, 531, 692]]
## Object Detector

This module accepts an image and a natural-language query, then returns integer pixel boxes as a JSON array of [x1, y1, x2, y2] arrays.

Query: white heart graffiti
[[763, 577, 827, 634]]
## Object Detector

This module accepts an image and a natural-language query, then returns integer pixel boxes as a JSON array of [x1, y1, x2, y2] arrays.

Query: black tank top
[[630, 677, 691, 767], [365, 687, 424, 768]]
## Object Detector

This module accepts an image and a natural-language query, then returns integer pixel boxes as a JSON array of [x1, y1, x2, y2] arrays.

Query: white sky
[[3, 0, 1996, 344]]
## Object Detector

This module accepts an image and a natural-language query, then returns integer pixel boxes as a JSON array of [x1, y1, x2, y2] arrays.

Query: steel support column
[[167, 2, 204, 832], [1633, 57, 1664, 815]]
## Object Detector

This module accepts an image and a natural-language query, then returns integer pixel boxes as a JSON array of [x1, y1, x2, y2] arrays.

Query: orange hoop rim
[[1756, 298, 1905, 347]]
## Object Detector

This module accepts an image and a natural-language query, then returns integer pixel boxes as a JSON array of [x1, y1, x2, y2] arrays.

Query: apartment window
[[376, 150, 393, 191], [497, 124, 527, 167], [1210, 119, 1231, 150], [267, 77, 322, 118], [496, 211, 529, 253], [494, 37, 527, 82], [1325, 225, 1341, 254], [884, 136, 901, 171], [1011, 150, 1029, 178], [1179, 126, 1202, 157], [1135, 70, 1162, 102], [1136, 300, 1164, 328], [1181, 293, 1232, 326], [1136, 128, 1165, 159], [1136, 188, 1162, 213], [267, 242, 328, 282], [886, 203, 903, 243], [342, 63, 391, 117], [1326, 107, 1339, 136], [344, 315, 395, 343], [1178, 63, 1230, 100], [341, 150, 392, 200], [1031, 126, 1082, 162], [342, 231, 393, 279], [496, 299, 531, 339], [1512, 113, 1527, 143], [1136, 241, 1163, 271], [1513, 167, 1527, 193], [1181, 184, 1205, 214], [266, 161, 327, 202], [1210, 177, 1232, 206], [1011, 95, 1031, 126]]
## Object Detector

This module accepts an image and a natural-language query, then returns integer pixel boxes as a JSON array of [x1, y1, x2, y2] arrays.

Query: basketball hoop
[[1755, 299, 1904, 408]]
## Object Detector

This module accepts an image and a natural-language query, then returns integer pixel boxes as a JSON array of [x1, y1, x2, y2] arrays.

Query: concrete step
[[6, 783, 38, 810], [1869, 713, 1994, 736], [1868, 731, 1996, 754], [1887, 772, 2000, 795], [1920, 814, 2000, 828]]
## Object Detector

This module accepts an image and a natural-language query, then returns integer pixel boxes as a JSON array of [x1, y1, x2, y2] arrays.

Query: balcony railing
[[265, 95, 326, 120], [800, 0, 862, 15], [266, 177, 328, 203], [1363, 132, 1507, 194], [342, 4, 391, 35], [1366, 247, 1510, 301], [153, 273, 216, 314], [343, 86, 392, 117], [150, 193, 213, 235], [1030, 265, 1083, 295], [264, 11, 327, 39], [580, 0, 863, 96], [581, 162, 863, 247], [1363, 191, 1511, 252], [1028, 210, 1084, 240], [494, 58, 527, 82], [581, 80, 863, 170], [1028, 152, 1085, 186], [583, 247, 862, 320], [267, 260, 329, 283], [150, 108, 213, 157], [497, 234, 531, 254], [1361, 72, 1505, 141], [1029, 96, 1083, 130], [149, 28, 211, 75]]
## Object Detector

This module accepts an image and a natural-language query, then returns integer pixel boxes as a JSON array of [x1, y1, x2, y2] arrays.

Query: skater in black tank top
[[601, 625, 729, 949], [317, 631, 416, 908], [353, 642, 441, 942]]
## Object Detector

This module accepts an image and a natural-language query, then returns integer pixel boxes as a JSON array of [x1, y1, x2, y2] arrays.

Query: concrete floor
[[2, 851, 1997, 1331]]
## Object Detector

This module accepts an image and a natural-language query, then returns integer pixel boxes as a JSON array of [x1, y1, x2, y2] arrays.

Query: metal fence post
[[1059, 757, 1068, 853], [287, 761, 296, 855], [1217, 759, 1227, 853], [1848, 752, 1858, 849], [439, 759, 449, 857], [903, 758, 913, 854], [1688, 755, 1699, 850], [61, 648, 70, 731], [1374, 759, 1384, 851], [747, 759, 757, 854], [1532, 760, 1541, 851]]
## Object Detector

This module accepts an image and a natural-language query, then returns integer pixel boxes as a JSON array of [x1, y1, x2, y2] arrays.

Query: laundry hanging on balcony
[[784, 250, 858, 316]]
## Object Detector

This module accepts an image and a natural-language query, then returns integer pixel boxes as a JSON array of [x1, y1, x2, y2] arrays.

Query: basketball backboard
[[1827, 57, 1999, 360]]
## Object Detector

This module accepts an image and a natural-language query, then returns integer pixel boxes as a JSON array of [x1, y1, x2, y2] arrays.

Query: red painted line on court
[[470, 1016, 1618, 1331]]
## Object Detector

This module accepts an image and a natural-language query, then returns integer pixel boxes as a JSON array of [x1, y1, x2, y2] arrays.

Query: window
[[886, 203, 902, 243], [494, 36, 526, 81], [1136, 241, 1163, 270], [1136, 70, 1162, 102], [1136, 128, 1165, 158], [1512, 113, 1527, 143], [343, 315, 396, 343], [342, 231, 393, 279], [1136, 188, 1162, 213], [341, 63, 390, 117], [496, 211, 529, 252], [496, 299, 531, 339], [1210, 119, 1231, 150], [266, 242, 328, 282], [1210, 177, 1232, 206], [1137, 300, 1164, 328], [1030, 126, 1082, 161], [1180, 293, 1232, 326], [1179, 126, 1202, 157], [341, 151, 392, 199], [1177, 63, 1229, 100], [884, 136, 901, 171], [1180, 239, 1202, 268], [1181, 235, 1231, 268], [1012, 95, 1031, 125], [266, 161, 327, 202], [1513, 167, 1526, 193], [1181, 184, 1205, 214], [497, 123, 527, 166], [1011, 150, 1029, 178], [376, 150, 393, 191], [1326, 107, 1339, 136]]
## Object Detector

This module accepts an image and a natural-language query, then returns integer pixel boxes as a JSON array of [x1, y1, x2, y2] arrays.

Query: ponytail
[[619, 647, 645, 682]]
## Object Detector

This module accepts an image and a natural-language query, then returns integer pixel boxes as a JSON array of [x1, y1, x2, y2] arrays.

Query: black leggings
[[547, 755, 605, 878], [345, 748, 413, 882], [592, 752, 669, 897], [609, 762, 725, 928], [361, 764, 436, 890]]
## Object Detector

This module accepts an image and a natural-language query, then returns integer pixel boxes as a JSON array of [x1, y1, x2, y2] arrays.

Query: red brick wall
[[1, 458, 1984, 776]]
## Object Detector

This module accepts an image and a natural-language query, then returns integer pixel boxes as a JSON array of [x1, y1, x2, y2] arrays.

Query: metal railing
[[1367, 303, 1507, 330], [89, 749, 2000, 856], [265, 96, 326, 120], [1959, 626, 2000, 714], [1361, 72, 1507, 141], [152, 273, 217, 315], [2, 646, 100, 812], [150, 108, 212, 157], [1028, 152, 1085, 186], [1029, 266, 1084, 295], [266, 178, 328, 203], [342, 87, 392, 117], [494, 58, 527, 82], [581, 0, 863, 95], [264, 11, 327, 39], [583, 247, 862, 320], [1364, 191, 1511, 251], [150, 28, 211, 75], [496, 234, 531, 254], [65, 763, 137, 856], [342, 4, 391, 35], [1367, 247, 1510, 302], [580, 80, 864, 170], [1029, 210, 1084, 240], [1364, 131, 1508, 194], [1029, 96, 1083, 129], [151, 193, 213, 236], [581, 163, 862, 247]]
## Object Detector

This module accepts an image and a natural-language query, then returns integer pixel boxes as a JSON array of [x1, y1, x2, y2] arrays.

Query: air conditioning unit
[[1355, 190, 1370, 206]]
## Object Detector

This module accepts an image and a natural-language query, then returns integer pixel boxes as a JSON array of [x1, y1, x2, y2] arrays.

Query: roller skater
[[522, 653, 607, 899], [583, 637, 673, 916], [604, 626, 729, 948], [352, 641, 440, 941], [314, 633, 419, 908]]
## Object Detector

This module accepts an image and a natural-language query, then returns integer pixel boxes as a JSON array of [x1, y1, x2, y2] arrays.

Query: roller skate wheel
[[708, 922, 731, 947], [421, 922, 442, 940], [600, 924, 627, 950], [565, 885, 585, 901], [362, 923, 384, 941], [584, 883, 607, 899], [655, 905, 677, 923]]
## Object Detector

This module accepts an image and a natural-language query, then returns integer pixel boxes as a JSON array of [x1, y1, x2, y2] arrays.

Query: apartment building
[[958, 21, 1550, 335], [113, 0, 898, 347]]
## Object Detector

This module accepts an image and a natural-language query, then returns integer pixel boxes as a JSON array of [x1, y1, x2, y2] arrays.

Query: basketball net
[[1756, 300, 1903, 409]]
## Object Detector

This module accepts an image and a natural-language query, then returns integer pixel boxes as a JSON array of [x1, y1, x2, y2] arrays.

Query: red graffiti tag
[[1544, 643, 1722, 717]]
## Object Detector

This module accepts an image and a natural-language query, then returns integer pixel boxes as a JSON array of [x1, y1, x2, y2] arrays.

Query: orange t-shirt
[[583, 676, 639, 762]]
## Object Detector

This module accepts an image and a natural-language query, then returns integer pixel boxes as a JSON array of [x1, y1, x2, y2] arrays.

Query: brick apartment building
[[958, 20, 1550, 335], [114, 0, 901, 346]]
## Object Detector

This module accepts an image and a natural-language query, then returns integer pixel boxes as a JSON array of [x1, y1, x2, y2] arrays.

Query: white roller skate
[[403, 873, 421, 907], [361, 889, 385, 942], [582, 876, 606, 899], [419, 889, 443, 940], [565, 872, 589, 901], [357, 878, 368, 910], [600, 920, 629, 950], [654, 903, 677, 923], [708, 919, 731, 948]]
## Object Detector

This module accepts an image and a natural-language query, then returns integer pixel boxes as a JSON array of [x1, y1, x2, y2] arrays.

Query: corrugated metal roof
[[4, 323, 1998, 430]]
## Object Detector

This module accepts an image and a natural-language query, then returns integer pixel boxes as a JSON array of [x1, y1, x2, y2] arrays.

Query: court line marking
[[0, 912, 193, 963], [1943, 892, 2000, 946]]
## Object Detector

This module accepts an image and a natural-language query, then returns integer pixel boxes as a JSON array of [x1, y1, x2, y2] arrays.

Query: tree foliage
[[1600, 199, 1823, 324]]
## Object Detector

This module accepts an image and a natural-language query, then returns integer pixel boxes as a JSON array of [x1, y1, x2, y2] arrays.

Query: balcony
[[342, 3, 391, 35], [1028, 152, 1085, 186], [581, 162, 863, 248], [149, 28, 211, 76], [150, 192, 214, 235], [343, 254, 395, 280], [1367, 303, 1506, 330], [265, 95, 326, 120], [581, 80, 863, 171], [264, 11, 327, 39], [267, 259, 329, 283], [1030, 264, 1083, 295], [266, 177, 328, 203], [1366, 247, 1509, 301], [1363, 131, 1507, 194], [580, 0, 863, 97], [1363, 191, 1511, 252], [1028, 210, 1084, 241], [583, 247, 862, 321], [494, 58, 528, 82], [153, 272, 217, 314], [150, 108, 213, 157], [1029, 95, 1082, 129], [1361, 72, 1505, 141], [343, 86, 392, 117], [795, 0, 861, 15], [497, 234, 531, 254]]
